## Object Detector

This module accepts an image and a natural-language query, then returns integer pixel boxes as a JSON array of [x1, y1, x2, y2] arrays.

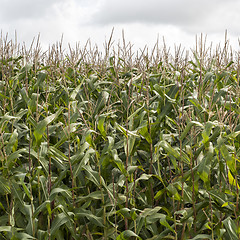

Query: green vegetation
[[0, 34, 240, 239]]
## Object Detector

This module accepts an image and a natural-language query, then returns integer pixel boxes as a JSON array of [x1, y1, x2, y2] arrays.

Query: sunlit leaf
[[222, 217, 238, 240], [116, 230, 140, 240]]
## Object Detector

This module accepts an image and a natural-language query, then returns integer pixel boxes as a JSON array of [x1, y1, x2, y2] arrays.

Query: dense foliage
[[1, 36, 240, 239]]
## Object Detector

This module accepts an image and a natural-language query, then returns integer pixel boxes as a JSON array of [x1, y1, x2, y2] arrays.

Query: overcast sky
[[1, 0, 240, 53]]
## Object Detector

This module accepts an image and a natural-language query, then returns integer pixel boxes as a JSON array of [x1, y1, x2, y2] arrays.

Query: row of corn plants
[[0, 34, 240, 239]]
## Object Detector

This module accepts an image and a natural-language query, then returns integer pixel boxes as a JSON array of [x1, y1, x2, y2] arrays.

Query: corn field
[[1, 33, 240, 239]]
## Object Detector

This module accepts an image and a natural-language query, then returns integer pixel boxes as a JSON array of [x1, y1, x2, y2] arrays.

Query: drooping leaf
[[228, 170, 240, 188], [159, 215, 175, 233], [49, 188, 72, 202], [50, 212, 71, 235], [33, 107, 63, 145], [116, 230, 140, 240], [222, 217, 238, 240], [93, 90, 109, 117], [33, 200, 51, 218], [220, 144, 236, 174], [197, 142, 213, 184], [76, 209, 104, 227], [180, 121, 203, 141], [73, 147, 95, 177], [138, 121, 152, 144], [188, 234, 211, 240]]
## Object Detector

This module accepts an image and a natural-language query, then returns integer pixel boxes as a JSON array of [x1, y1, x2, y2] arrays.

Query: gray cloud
[[0, 0, 239, 53], [0, 0, 61, 21], [90, 0, 240, 34]]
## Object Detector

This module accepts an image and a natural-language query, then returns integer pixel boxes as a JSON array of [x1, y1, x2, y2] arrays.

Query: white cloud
[[0, 0, 239, 53], [91, 0, 240, 35]]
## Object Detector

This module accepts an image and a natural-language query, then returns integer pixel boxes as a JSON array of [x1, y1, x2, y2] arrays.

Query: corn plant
[[0, 33, 240, 239]]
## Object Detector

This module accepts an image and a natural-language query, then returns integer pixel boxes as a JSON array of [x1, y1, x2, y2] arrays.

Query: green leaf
[[33, 107, 63, 145], [48, 146, 68, 169], [6, 129, 18, 154], [50, 212, 71, 235], [166, 184, 181, 201], [160, 215, 175, 233], [70, 84, 81, 100], [76, 191, 102, 203], [138, 121, 152, 144], [83, 165, 102, 188], [223, 217, 238, 240], [135, 173, 152, 184], [73, 147, 95, 177], [0, 176, 10, 194], [0, 227, 36, 239], [35, 72, 47, 88], [20, 87, 30, 105], [157, 84, 179, 122], [209, 190, 229, 209], [33, 200, 51, 218], [226, 131, 240, 139], [7, 148, 25, 166], [127, 103, 145, 120], [188, 234, 211, 240], [180, 121, 203, 141], [228, 170, 240, 188], [188, 97, 204, 111], [202, 122, 214, 144], [117, 208, 131, 219], [15, 232, 36, 240], [115, 122, 140, 138], [124, 135, 136, 156], [11, 182, 25, 206], [141, 207, 162, 218], [159, 140, 180, 159], [197, 142, 213, 184], [20, 181, 31, 200], [0, 114, 19, 129], [0, 226, 12, 232], [0, 92, 10, 100], [116, 230, 140, 240], [111, 149, 127, 175], [98, 115, 106, 137], [154, 189, 166, 201], [49, 188, 72, 202], [220, 144, 236, 174], [76, 209, 104, 227], [93, 90, 109, 116], [70, 142, 90, 163]]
